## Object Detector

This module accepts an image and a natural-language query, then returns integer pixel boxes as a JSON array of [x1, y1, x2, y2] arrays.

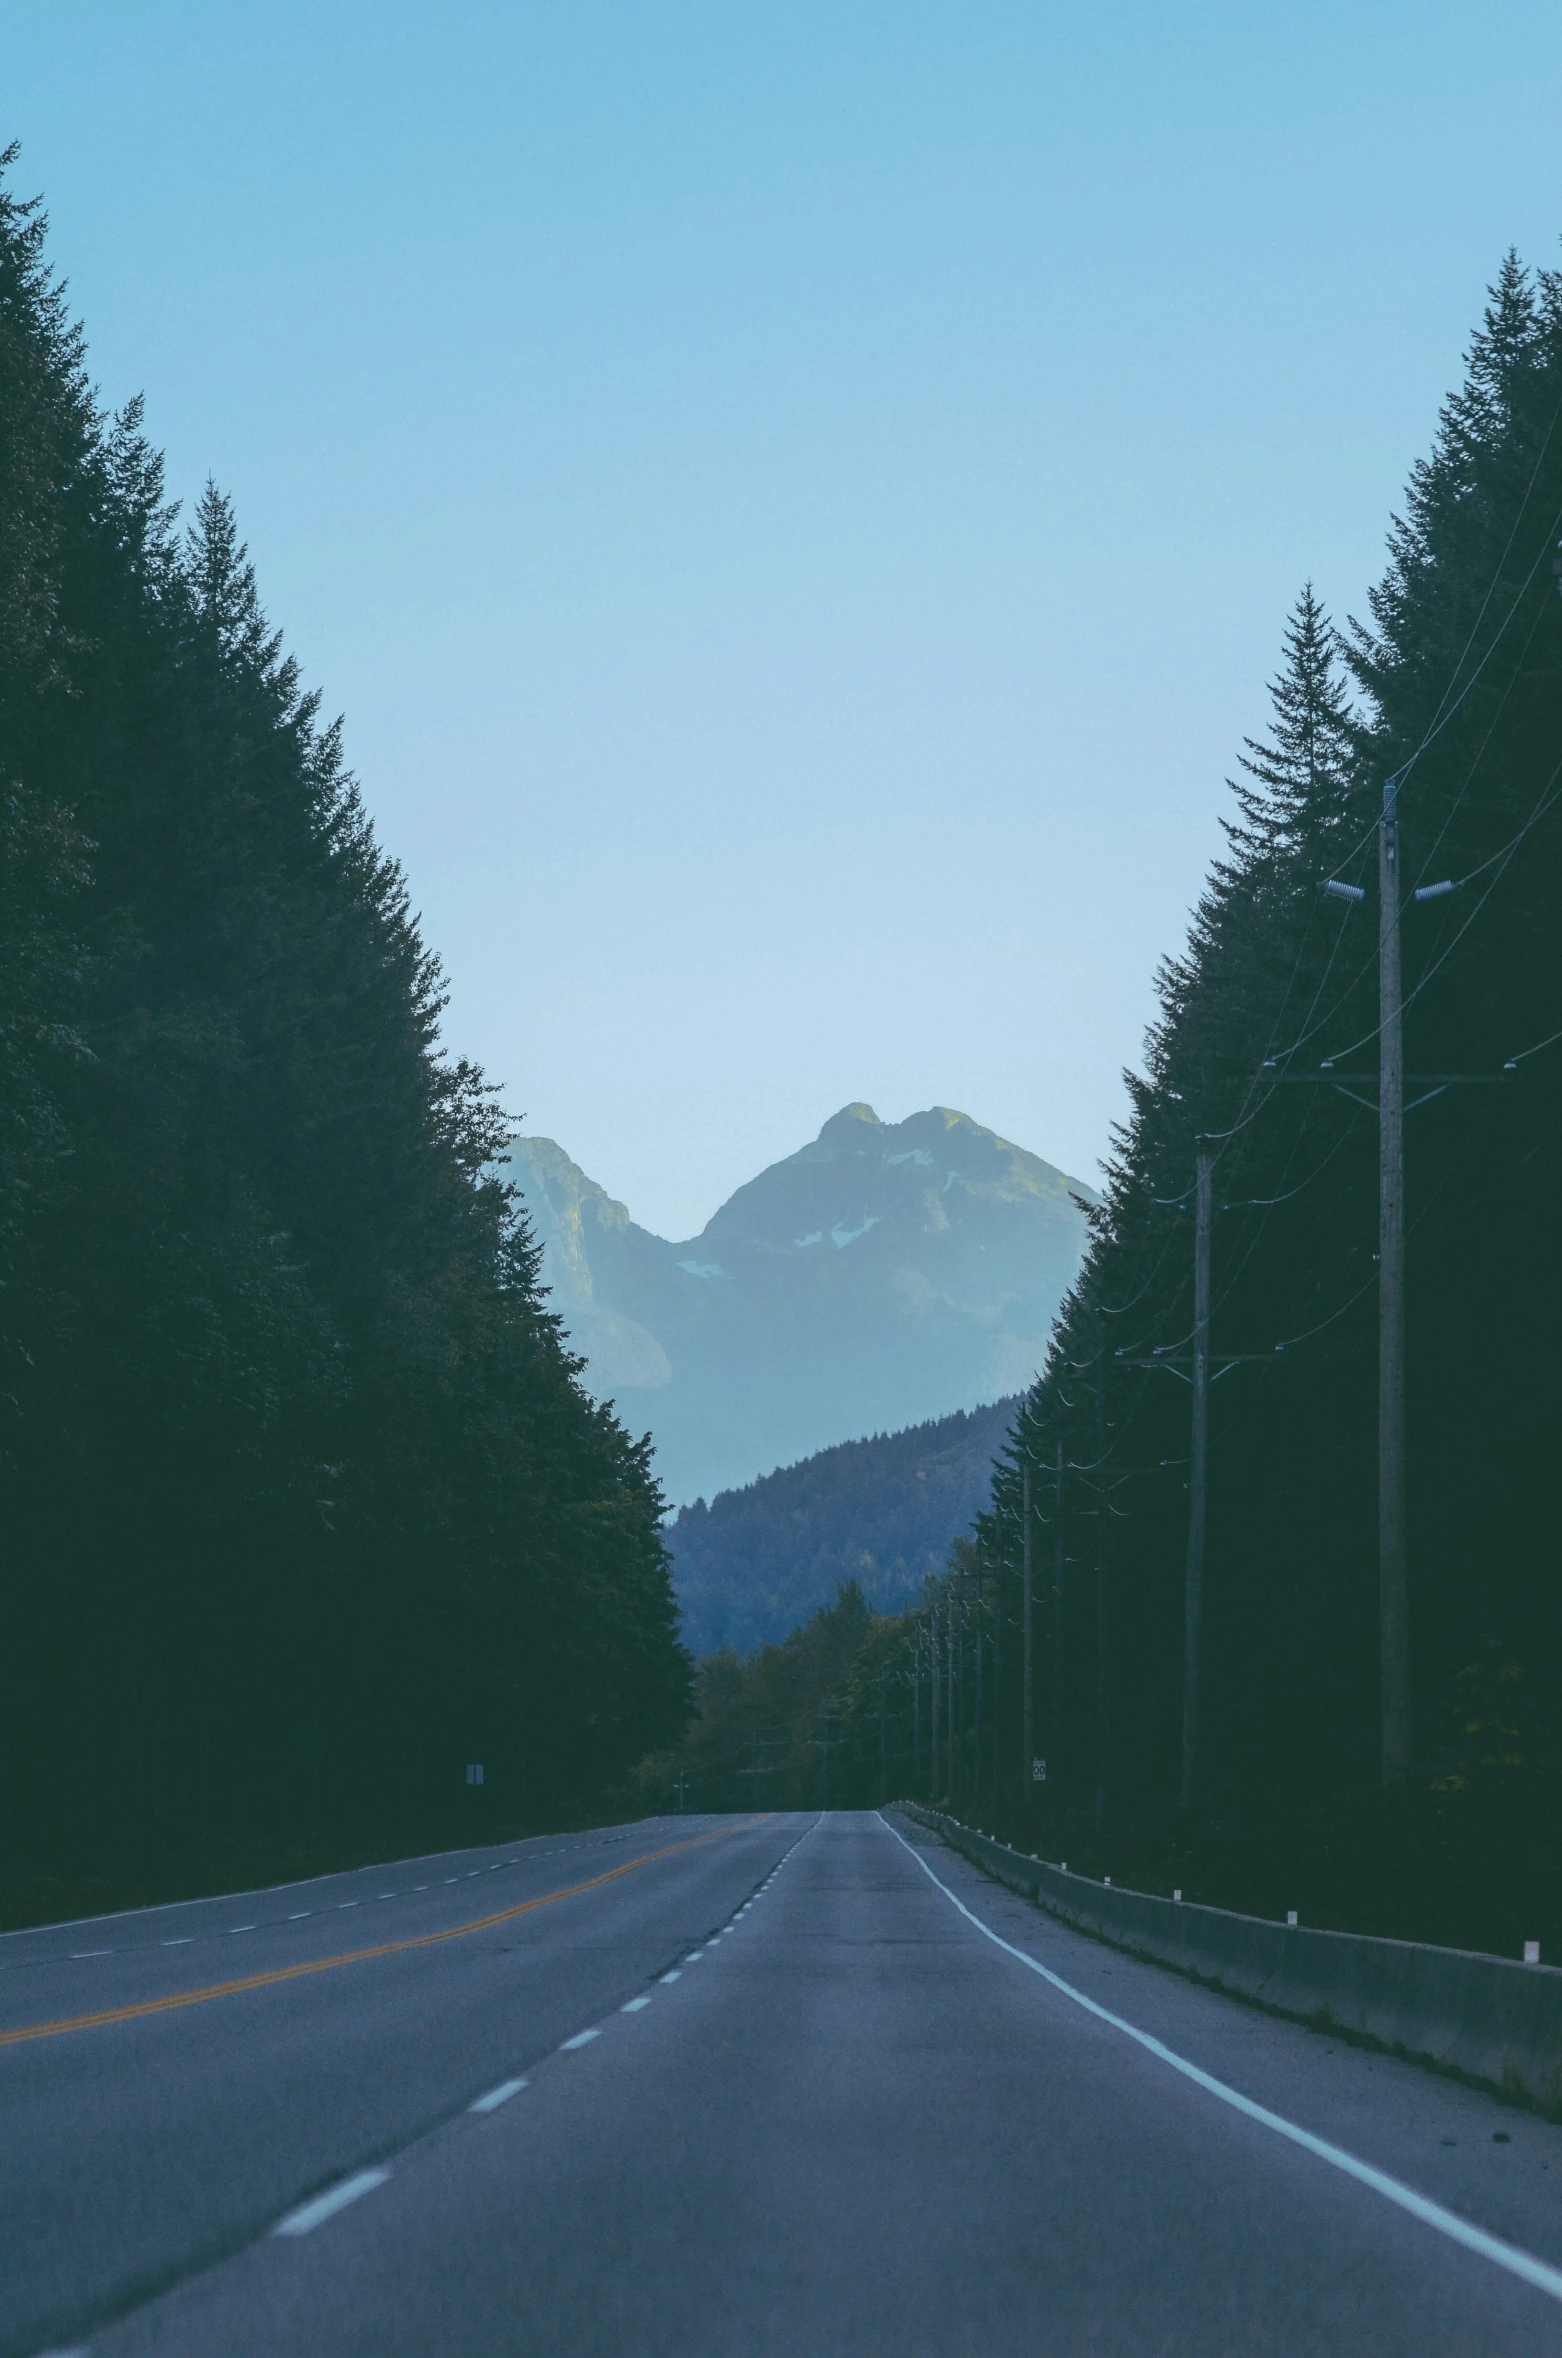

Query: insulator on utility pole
[[1322, 878, 1367, 903], [1412, 878, 1459, 902]]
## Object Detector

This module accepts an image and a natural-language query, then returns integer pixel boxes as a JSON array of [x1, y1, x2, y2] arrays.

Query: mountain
[[503, 1102, 1092, 1504], [665, 1398, 1021, 1656]]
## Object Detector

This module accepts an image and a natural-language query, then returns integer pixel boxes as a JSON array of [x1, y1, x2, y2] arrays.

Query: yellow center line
[[1, 1818, 771, 2049]]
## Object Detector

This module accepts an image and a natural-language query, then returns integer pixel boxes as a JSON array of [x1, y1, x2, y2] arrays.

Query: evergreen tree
[[969, 254, 1562, 1839], [0, 153, 690, 1872]]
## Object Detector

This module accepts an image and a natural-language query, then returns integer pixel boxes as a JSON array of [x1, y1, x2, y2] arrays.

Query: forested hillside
[[0, 155, 689, 1884], [647, 257, 1562, 1959], [983, 256, 1562, 1823], [666, 1399, 1017, 1655]]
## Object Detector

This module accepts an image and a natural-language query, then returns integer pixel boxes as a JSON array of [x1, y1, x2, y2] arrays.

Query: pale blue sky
[[11, 3, 1562, 1236]]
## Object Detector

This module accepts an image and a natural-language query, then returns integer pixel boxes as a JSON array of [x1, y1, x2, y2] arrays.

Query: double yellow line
[[1, 1817, 769, 2049]]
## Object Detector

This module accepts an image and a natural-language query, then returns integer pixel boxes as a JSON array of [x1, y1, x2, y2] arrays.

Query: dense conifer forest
[[988, 255, 1562, 1832], [653, 256, 1562, 1958], [0, 156, 690, 1900]]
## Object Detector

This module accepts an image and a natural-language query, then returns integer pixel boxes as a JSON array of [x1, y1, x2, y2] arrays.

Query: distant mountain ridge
[[666, 1398, 1020, 1656], [504, 1102, 1092, 1504]]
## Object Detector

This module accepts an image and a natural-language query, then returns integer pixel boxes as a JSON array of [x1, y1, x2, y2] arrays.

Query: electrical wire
[[1259, 1270, 1378, 1358], [1205, 1094, 1374, 1327], [1030, 373, 1562, 1453], [1230, 386, 1562, 1091], [1215, 1123, 1362, 1212], [1407, 583, 1557, 888], [1265, 627, 1548, 1076], [1392, 456, 1562, 789], [1096, 1224, 1183, 1318], [1507, 1022, 1562, 1066], [1310, 753, 1562, 1068]]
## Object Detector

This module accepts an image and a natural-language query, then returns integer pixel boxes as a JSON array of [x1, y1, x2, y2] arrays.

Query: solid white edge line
[[469, 2077, 528, 2112], [877, 1813, 1562, 2309], [274, 2168, 391, 2237]]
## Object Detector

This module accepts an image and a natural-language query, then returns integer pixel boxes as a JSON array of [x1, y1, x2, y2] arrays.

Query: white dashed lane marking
[[274, 2169, 391, 2238], [622, 1996, 653, 2012], [469, 2077, 528, 2113], [0, 1828, 687, 1978], [560, 2028, 600, 2051]]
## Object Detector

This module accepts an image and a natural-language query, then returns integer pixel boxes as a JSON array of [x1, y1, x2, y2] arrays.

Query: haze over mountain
[[504, 1103, 1093, 1504]]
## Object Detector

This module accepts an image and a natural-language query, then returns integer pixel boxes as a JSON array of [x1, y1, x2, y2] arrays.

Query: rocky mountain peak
[[504, 1105, 1093, 1503]]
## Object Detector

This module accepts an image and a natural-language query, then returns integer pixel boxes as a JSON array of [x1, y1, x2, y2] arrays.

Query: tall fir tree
[[0, 153, 690, 1871]]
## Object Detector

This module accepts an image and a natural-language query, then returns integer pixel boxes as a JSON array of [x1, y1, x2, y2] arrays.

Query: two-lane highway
[[11, 1810, 1562, 2354], [0, 1811, 791, 2358]]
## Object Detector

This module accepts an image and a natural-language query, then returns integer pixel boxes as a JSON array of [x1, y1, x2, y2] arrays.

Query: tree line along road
[[5, 1810, 1562, 2355]]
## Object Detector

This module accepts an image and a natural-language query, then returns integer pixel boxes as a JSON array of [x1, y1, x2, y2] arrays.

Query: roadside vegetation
[[0, 152, 691, 1922], [652, 251, 1562, 1966]]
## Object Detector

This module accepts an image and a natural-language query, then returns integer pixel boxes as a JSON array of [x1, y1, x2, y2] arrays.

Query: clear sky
[[10, 3, 1562, 1237]]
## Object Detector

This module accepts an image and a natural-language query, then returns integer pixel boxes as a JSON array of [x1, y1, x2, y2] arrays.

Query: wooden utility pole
[[1379, 776, 1410, 1785], [947, 1592, 957, 1801], [974, 1561, 984, 1801], [912, 1639, 922, 1789], [1272, 832, 1505, 1780], [991, 1527, 1004, 1815], [1181, 1151, 1213, 1814], [929, 1614, 940, 1797], [1021, 1461, 1033, 1809], [1051, 1439, 1066, 1794], [1095, 1314, 1112, 1826]]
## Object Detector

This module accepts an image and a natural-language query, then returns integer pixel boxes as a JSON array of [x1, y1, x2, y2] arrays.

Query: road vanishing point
[[6, 1809, 1562, 2355]]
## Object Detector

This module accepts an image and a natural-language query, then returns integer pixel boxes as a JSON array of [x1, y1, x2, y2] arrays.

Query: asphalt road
[[8, 1810, 1562, 2355]]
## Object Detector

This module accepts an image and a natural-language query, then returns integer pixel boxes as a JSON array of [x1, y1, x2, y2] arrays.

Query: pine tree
[[0, 154, 690, 1872]]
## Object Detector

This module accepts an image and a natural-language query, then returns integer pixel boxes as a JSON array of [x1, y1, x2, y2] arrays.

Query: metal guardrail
[[898, 1804, 1562, 2114]]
